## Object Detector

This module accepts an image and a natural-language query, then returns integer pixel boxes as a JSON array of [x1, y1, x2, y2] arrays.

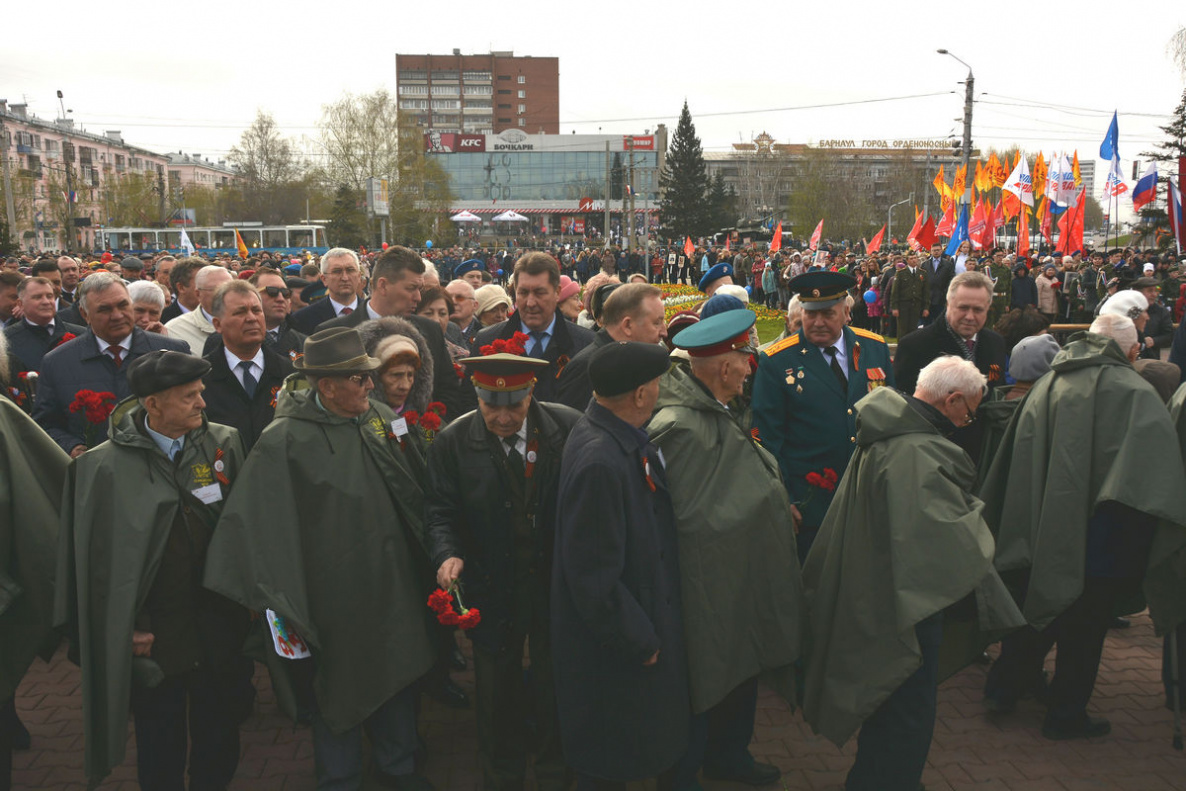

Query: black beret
[[588, 341, 670, 398], [126, 350, 211, 397]]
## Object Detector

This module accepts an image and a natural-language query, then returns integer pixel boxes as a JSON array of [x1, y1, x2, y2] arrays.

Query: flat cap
[[1009, 334, 1060, 382], [126, 350, 211, 397], [1132, 276, 1160, 289], [120, 256, 144, 270], [697, 262, 734, 293], [589, 341, 670, 397]]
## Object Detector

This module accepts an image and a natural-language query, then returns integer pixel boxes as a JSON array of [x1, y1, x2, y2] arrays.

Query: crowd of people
[[2, 238, 1186, 791]]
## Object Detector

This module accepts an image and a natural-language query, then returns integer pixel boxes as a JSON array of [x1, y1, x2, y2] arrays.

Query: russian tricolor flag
[[1132, 162, 1158, 212]]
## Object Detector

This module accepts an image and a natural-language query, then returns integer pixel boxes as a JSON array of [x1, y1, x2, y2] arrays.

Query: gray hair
[[195, 265, 231, 291], [915, 355, 987, 399], [80, 272, 128, 313], [128, 280, 166, 310], [445, 279, 475, 300], [320, 248, 359, 274], [947, 271, 993, 302], [211, 280, 262, 318], [786, 294, 802, 323], [1089, 313, 1138, 354]]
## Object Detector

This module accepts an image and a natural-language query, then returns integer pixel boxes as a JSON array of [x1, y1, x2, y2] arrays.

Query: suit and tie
[[317, 301, 476, 419], [475, 313, 595, 404], [922, 255, 954, 324], [55, 302, 87, 328], [288, 296, 357, 336], [201, 342, 294, 450], [4, 319, 86, 379], [33, 328, 189, 452]]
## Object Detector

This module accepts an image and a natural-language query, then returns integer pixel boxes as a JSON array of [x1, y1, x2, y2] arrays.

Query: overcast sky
[[4, 0, 1183, 194]]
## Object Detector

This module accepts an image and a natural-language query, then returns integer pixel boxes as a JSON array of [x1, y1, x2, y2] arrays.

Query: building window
[[518, 118, 526, 127], [518, 104, 526, 114], [462, 85, 492, 95], [497, 103, 511, 109], [517, 90, 525, 99], [517, 75, 525, 84], [462, 70, 491, 82], [399, 85, 428, 95], [398, 70, 427, 81], [498, 117, 512, 124], [497, 74, 511, 81]]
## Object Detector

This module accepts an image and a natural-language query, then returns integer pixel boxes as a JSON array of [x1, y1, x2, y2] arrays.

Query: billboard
[[366, 178, 389, 217], [424, 132, 486, 153]]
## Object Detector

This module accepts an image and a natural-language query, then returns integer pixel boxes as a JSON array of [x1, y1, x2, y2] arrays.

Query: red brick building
[[395, 50, 559, 136]]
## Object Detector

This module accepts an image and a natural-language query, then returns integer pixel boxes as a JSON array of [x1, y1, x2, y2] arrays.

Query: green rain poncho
[[802, 387, 1024, 747], [203, 376, 434, 734]]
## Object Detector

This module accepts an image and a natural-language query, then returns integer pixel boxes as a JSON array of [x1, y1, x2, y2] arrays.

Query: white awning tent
[[491, 210, 529, 222], [450, 210, 483, 222]]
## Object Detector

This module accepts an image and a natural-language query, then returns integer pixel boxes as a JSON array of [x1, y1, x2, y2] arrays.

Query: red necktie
[[340, 307, 353, 316], [107, 346, 123, 368]]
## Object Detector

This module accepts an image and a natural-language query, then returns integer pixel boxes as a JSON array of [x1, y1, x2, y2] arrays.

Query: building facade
[[1, 100, 172, 251], [396, 50, 559, 136], [428, 128, 665, 239], [166, 151, 238, 192]]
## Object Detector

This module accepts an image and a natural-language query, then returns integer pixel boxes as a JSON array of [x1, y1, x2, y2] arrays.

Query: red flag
[[683, 236, 694, 257], [866, 224, 886, 254], [1056, 189, 1085, 254], [809, 219, 824, 250], [905, 209, 925, 250], [935, 202, 955, 237], [915, 216, 937, 250], [234, 228, 249, 260], [982, 200, 1003, 247], [723, 235, 731, 253], [770, 221, 782, 253], [968, 200, 989, 249], [1016, 203, 1030, 258], [1037, 198, 1053, 244]]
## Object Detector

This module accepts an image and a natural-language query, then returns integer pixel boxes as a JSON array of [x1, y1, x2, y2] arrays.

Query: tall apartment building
[[395, 50, 559, 135]]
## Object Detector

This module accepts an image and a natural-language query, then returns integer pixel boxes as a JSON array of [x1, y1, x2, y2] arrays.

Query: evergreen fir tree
[[659, 102, 711, 240], [1137, 89, 1186, 250]]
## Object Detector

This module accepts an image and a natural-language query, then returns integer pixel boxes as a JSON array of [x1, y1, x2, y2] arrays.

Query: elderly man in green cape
[[980, 315, 1186, 740], [802, 357, 1024, 791], [54, 350, 252, 789], [1, 373, 68, 789], [649, 310, 802, 790], [203, 326, 436, 791]]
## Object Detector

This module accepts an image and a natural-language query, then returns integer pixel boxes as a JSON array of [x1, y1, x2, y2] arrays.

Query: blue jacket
[[33, 328, 188, 452], [752, 325, 895, 528]]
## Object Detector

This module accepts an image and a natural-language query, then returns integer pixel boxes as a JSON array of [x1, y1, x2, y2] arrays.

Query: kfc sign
[[424, 132, 485, 153], [624, 135, 655, 151]]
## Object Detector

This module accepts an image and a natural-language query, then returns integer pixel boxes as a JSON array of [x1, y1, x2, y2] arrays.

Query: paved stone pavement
[[12, 611, 1186, 790]]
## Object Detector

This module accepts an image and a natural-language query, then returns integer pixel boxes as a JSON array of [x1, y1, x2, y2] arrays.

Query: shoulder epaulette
[[762, 334, 800, 357], [850, 327, 887, 343]]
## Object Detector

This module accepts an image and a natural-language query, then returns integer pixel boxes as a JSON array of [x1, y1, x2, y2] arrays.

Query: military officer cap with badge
[[787, 270, 857, 311], [672, 309, 757, 357], [454, 259, 485, 278], [460, 333, 548, 406], [127, 350, 212, 397], [588, 341, 671, 396], [697, 262, 734, 294]]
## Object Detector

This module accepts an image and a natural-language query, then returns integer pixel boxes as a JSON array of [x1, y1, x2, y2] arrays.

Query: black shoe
[[1109, 617, 1131, 630], [449, 647, 467, 672], [1042, 714, 1111, 740], [424, 678, 469, 709], [374, 771, 436, 791], [703, 760, 781, 786]]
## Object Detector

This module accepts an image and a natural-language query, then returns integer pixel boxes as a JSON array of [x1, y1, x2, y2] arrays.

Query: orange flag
[[932, 165, 949, 200], [952, 165, 967, 200], [234, 228, 249, 260], [1032, 153, 1048, 199], [974, 160, 988, 193], [770, 221, 783, 253], [1071, 151, 1082, 187], [987, 152, 1007, 189], [683, 236, 694, 257]]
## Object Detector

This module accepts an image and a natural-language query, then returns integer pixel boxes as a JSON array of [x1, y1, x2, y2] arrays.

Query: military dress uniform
[[752, 272, 895, 563], [888, 266, 929, 338], [987, 262, 1013, 327]]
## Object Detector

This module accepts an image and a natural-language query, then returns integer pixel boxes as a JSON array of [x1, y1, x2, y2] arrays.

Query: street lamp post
[[937, 49, 974, 206], [888, 194, 913, 246]]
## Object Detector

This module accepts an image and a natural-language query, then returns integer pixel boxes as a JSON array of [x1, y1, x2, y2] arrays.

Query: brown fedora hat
[[293, 327, 382, 374]]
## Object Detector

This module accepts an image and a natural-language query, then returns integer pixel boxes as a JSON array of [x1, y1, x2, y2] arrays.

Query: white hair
[[421, 259, 438, 280], [320, 247, 359, 274], [1089, 313, 1138, 353], [715, 284, 749, 304], [128, 280, 166, 309], [79, 272, 128, 313], [786, 294, 802, 322], [445, 279, 475, 299], [194, 265, 231, 290], [947, 271, 993, 303], [915, 355, 987, 399]]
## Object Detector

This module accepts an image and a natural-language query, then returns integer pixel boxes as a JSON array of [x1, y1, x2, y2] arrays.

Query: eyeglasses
[[258, 286, 291, 298], [955, 393, 979, 426], [325, 268, 360, 278], [345, 374, 371, 386]]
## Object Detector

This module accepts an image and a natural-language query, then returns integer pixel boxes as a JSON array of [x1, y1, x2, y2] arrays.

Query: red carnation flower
[[402, 410, 419, 426], [419, 411, 442, 432], [426, 401, 447, 417]]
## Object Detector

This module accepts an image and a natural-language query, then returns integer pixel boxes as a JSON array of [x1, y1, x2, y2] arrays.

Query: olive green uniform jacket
[[0, 399, 67, 703], [802, 387, 1024, 747], [649, 367, 803, 714], [980, 333, 1186, 633], [53, 399, 246, 785], [203, 376, 434, 735]]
